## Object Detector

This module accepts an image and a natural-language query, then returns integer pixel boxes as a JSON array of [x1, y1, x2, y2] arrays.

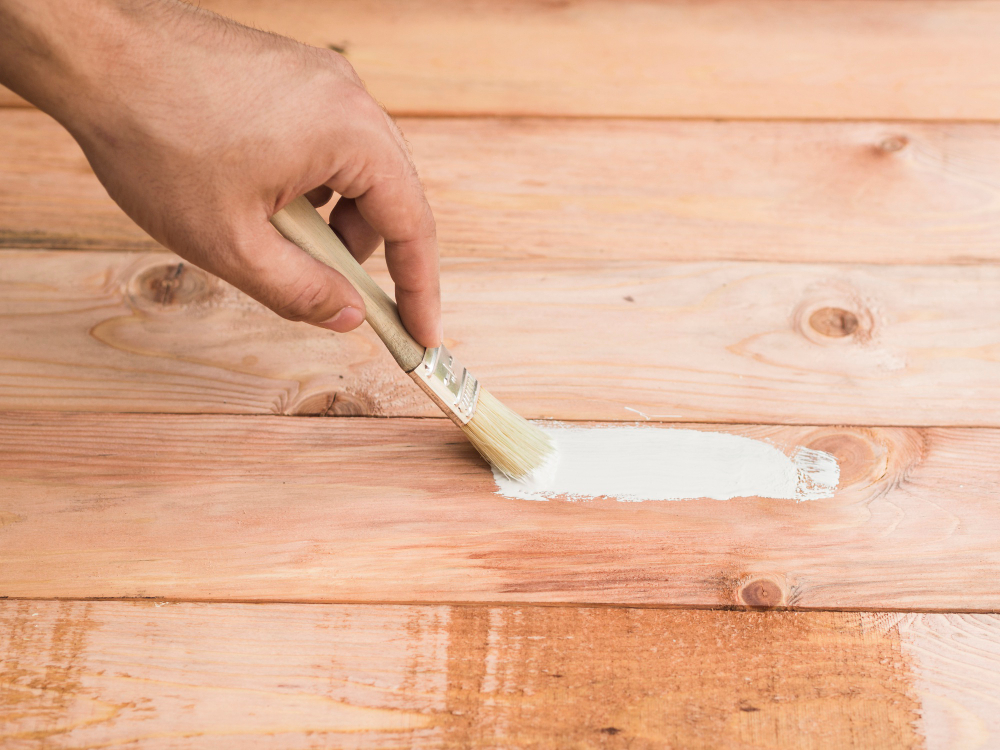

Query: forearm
[[2, 0, 110, 120], [0, 0, 212, 135]]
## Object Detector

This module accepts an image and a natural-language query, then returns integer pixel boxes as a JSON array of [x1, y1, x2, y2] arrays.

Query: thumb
[[214, 222, 366, 332]]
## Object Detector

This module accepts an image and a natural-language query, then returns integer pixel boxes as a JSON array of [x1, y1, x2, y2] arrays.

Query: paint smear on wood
[[493, 425, 839, 502]]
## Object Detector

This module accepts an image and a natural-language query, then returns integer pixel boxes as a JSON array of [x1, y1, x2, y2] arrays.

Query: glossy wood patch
[[0, 601, 939, 749]]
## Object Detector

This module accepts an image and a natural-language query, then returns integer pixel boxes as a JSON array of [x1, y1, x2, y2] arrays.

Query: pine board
[[2, 413, 1000, 609], [2, 250, 1000, 425], [5, 0, 1000, 120], [3, 600, 999, 749], [5, 110, 1000, 264]]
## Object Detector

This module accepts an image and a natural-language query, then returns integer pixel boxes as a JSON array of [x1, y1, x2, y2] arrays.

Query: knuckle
[[408, 202, 437, 239], [423, 208, 438, 237], [271, 275, 331, 322], [319, 47, 364, 85], [351, 88, 385, 122]]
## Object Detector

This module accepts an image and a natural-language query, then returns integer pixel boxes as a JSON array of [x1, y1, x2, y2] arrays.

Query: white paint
[[493, 425, 839, 503]]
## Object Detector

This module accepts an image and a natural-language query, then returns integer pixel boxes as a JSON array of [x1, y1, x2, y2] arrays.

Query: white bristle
[[460, 388, 554, 480]]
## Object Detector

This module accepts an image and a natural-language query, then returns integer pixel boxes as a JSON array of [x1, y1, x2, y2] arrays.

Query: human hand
[[0, 0, 442, 346]]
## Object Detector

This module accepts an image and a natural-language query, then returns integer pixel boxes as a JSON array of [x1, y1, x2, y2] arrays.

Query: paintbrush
[[271, 196, 553, 479]]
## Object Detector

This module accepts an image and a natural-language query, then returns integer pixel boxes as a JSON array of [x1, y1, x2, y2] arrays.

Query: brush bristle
[[460, 388, 554, 480]]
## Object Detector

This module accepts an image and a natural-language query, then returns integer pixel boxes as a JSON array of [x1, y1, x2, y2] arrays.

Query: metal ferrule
[[413, 346, 480, 424]]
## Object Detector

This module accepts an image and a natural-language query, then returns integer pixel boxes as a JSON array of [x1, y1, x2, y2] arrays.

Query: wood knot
[[795, 291, 874, 346], [809, 307, 859, 338], [130, 261, 215, 310], [878, 135, 908, 153], [738, 578, 785, 608], [292, 391, 370, 417], [805, 430, 884, 492]]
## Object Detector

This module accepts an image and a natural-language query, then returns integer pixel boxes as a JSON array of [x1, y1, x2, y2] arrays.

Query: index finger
[[338, 115, 442, 349]]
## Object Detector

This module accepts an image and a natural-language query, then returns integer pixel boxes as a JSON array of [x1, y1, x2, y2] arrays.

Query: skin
[[0, 0, 442, 346]]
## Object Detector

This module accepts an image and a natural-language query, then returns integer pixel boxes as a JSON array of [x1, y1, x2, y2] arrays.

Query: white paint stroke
[[493, 425, 839, 503]]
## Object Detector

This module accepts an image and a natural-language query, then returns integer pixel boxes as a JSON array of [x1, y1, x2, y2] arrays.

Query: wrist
[[0, 0, 162, 130]]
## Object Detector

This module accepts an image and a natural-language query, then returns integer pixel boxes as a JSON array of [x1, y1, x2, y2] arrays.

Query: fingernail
[[317, 306, 364, 333]]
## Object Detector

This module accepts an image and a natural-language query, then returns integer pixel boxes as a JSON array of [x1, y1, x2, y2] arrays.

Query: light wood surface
[[2, 412, 999, 609], [6, 110, 1000, 265], [5, 600, 1000, 749], [4, 2, 1000, 743], [2, 250, 1000, 425], [6, 0, 1000, 120]]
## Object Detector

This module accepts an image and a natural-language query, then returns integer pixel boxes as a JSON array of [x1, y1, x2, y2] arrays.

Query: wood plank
[[6, 0, 1000, 120], [2, 413, 1000, 609], [5, 601, 998, 749], [6, 109, 1000, 264], [3, 250, 1000, 425]]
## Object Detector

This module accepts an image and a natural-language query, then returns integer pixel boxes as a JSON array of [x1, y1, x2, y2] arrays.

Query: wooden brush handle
[[270, 195, 425, 372]]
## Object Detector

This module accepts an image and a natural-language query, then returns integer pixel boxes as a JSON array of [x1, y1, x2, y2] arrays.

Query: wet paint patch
[[493, 425, 840, 502]]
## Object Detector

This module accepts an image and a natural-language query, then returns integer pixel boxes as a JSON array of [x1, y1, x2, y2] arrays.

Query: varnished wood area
[[7, 600, 983, 749], [6, 0, 1000, 120], [6, 110, 1000, 265], [886, 613, 1000, 747], [1, 413, 999, 609], [3, 250, 1000, 425]]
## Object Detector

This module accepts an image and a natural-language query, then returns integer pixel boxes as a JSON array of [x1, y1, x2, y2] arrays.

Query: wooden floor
[[3, 1, 1000, 747]]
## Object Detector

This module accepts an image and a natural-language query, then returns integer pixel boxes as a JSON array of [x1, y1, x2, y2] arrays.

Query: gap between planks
[[2, 597, 1000, 616]]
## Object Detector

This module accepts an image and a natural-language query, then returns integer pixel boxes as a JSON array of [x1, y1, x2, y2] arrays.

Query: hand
[[0, 0, 442, 346]]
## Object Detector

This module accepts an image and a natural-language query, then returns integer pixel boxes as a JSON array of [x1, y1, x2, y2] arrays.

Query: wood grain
[[409, 118, 1000, 265], [7, 110, 1000, 265], [2, 600, 963, 749], [2, 413, 1000, 609], [7, 0, 1000, 120], [3, 250, 1000, 425]]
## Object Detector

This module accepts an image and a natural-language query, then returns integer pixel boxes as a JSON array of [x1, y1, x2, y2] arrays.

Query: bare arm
[[0, 0, 442, 345]]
